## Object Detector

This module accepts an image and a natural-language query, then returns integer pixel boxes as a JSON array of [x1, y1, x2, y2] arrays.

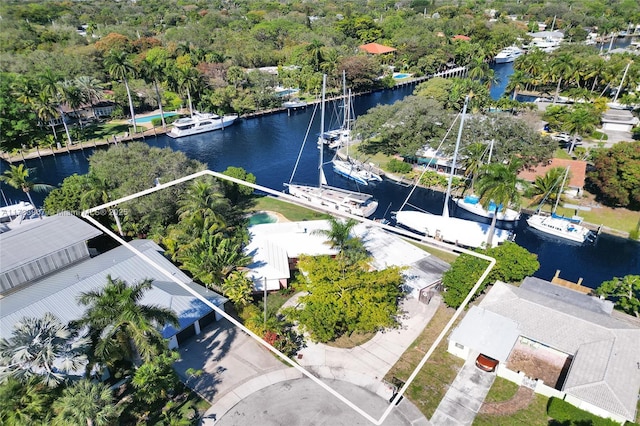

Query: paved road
[[213, 378, 426, 426]]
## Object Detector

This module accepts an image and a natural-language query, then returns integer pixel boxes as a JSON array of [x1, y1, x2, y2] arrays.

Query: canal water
[[1, 80, 638, 290]]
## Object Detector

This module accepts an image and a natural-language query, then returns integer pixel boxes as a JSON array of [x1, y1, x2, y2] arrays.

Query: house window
[[455, 342, 464, 350]]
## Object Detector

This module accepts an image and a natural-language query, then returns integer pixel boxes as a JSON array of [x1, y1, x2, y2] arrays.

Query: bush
[[547, 397, 620, 426], [151, 115, 180, 127], [387, 158, 413, 173]]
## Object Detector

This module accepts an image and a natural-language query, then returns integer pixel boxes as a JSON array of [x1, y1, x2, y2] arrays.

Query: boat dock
[[550, 270, 592, 294]]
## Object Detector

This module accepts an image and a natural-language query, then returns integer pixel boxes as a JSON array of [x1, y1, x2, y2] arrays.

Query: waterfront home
[[448, 277, 640, 424], [518, 158, 587, 197], [0, 214, 227, 349], [245, 220, 448, 299]]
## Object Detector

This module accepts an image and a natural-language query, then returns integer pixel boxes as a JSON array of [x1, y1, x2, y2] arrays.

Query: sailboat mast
[[443, 94, 470, 218], [342, 70, 347, 129], [319, 74, 326, 188], [553, 166, 569, 214]]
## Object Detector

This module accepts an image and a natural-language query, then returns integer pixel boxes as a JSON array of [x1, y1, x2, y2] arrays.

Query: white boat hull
[[394, 210, 512, 248], [168, 113, 238, 138], [332, 160, 382, 186], [0, 201, 35, 223], [286, 184, 378, 218], [526, 214, 592, 243], [454, 197, 520, 222]]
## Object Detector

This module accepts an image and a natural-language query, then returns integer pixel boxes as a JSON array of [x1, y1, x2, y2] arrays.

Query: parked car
[[475, 354, 499, 372]]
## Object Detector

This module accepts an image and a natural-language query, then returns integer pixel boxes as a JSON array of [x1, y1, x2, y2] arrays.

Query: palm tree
[[476, 159, 524, 247], [562, 105, 598, 154], [176, 66, 202, 117], [81, 174, 124, 236], [525, 167, 566, 209], [31, 91, 61, 147], [75, 76, 104, 118], [38, 69, 73, 147], [306, 39, 325, 72], [0, 164, 53, 218], [313, 216, 359, 252], [551, 52, 574, 104], [505, 70, 530, 101], [58, 80, 85, 127], [141, 55, 168, 129], [76, 275, 179, 367], [52, 379, 121, 426], [177, 231, 252, 292], [0, 377, 53, 425], [104, 50, 138, 133], [0, 313, 90, 387], [461, 142, 488, 194]]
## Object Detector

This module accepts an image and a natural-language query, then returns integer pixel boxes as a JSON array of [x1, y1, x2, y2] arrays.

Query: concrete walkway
[[430, 356, 496, 425], [202, 295, 441, 424]]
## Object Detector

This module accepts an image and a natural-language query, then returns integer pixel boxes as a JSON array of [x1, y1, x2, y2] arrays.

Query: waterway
[[1, 81, 638, 290]]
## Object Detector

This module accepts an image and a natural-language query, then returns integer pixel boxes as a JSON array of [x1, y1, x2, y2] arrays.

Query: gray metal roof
[[520, 276, 613, 315], [0, 214, 102, 271], [449, 306, 519, 362], [0, 239, 226, 340], [479, 280, 640, 421]]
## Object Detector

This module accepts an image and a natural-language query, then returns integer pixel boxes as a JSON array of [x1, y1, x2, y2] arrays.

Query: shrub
[[547, 397, 620, 426], [387, 158, 413, 173]]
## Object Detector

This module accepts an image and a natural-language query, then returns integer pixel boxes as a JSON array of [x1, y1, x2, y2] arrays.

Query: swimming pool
[[393, 73, 412, 79], [248, 211, 278, 226], [130, 112, 178, 123], [276, 88, 300, 97]]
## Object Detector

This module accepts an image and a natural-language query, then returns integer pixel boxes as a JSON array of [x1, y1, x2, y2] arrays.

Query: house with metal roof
[[245, 220, 449, 298], [448, 277, 640, 423], [0, 214, 227, 349]]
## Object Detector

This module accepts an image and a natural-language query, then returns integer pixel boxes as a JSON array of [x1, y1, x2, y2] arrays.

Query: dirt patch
[[506, 340, 571, 388], [480, 386, 535, 415]]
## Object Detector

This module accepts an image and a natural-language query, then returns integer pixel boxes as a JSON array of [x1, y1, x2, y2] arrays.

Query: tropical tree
[[0, 313, 89, 387], [589, 141, 640, 209], [313, 218, 353, 251], [176, 66, 202, 117], [461, 141, 489, 193], [525, 166, 566, 208], [104, 50, 138, 133], [37, 69, 73, 147], [562, 104, 599, 154], [141, 48, 169, 129], [76, 275, 179, 369], [0, 164, 53, 217], [75, 76, 105, 118], [306, 39, 325, 71], [131, 351, 180, 405], [476, 159, 524, 247], [594, 275, 640, 318], [52, 379, 121, 426], [221, 271, 254, 308], [81, 174, 124, 236], [0, 377, 54, 425], [550, 52, 574, 104]]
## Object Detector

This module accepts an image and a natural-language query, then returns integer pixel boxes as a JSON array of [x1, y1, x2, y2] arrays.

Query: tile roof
[[478, 280, 640, 421], [517, 158, 587, 189], [358, 42, 397, 54]]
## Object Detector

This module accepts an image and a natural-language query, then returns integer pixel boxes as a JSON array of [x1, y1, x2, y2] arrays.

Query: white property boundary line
[[82, 169, 495, 425]]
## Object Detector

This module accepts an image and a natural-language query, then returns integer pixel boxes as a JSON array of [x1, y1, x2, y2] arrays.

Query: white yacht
[[168, 111, 238, 138], [494, 46, 524, 63], [0, 201, 35, 223], [526, 214, 593, 243], [286, 75, 378, 219], [332, 159, 382, 186], [454, 195, 520, 222]]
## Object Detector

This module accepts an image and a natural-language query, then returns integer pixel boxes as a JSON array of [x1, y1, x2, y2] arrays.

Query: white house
[[448, 277, 640, 424]]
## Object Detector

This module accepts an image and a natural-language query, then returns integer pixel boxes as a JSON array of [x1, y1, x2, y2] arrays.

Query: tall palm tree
[[58, 80, 84, 127], [52, 379, 121, 426], [75, 76, 104, 118], [32, 91, 62, 147], [38, 69, 73, 147], [141, 55, 168, 129], [76, 275, 179, 367], [562, 105, 598, 154], [313, 216, 359, 252], [176, 66, 202, 117], [81, 174, 124, 236], [0, 377, 53, 425], [0, 164, 53, 218], [476, 159, 524, 247], [104, 50, 138, 133], [0, 313, 90, 388], [525, 167, 566, 208], [461, 142, 488, 194], [306, 39, 325, 72], [550, 52, 574, 104]]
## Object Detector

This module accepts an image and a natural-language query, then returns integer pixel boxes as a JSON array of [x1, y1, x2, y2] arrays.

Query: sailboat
[[453, 140, 520, 223], [331, 88, 383, 186], [318, 72, 351, 149], [526, 167, 594, 243], [285, 75, 379, 218], [393, 95, 513, 248]]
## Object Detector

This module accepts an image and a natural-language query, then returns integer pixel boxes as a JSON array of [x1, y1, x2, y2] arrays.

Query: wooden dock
[[550, 270, 592, 294]]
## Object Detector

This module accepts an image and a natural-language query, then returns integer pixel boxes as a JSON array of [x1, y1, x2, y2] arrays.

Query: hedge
[[547, 397, 621, 426]]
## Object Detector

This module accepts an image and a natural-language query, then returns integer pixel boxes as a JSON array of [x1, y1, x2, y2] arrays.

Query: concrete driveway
[[173, 318, 286, 403], [430, 356, 496, 425]]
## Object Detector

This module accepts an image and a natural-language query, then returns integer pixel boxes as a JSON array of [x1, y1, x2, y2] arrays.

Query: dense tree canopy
[[441, 242, 540, 308], [588, 141, 640, 209], [285, 254, 404, 343], [594, 275, 640, 318]]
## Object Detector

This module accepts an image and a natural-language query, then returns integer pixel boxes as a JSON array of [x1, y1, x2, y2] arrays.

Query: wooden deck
[[550, 270, 592, 294]]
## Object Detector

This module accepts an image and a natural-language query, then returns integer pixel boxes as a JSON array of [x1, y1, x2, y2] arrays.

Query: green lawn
[[474, 393, 549, 426], [384, 305, 464, 418], [482, 377, 519, 403], [250, 195, 331, 221]]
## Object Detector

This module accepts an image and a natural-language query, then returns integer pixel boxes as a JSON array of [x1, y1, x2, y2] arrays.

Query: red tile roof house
[[358, 42, 397, 55], [518, 158, 587, 197]]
